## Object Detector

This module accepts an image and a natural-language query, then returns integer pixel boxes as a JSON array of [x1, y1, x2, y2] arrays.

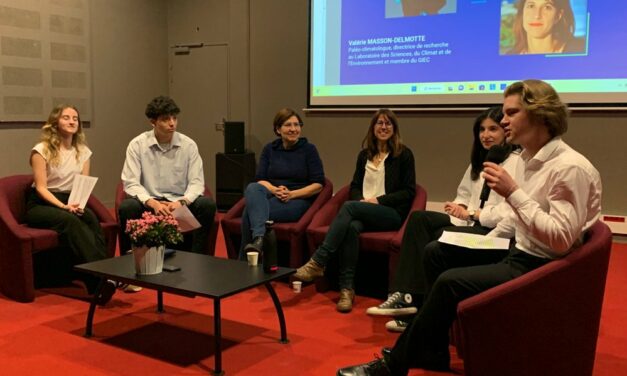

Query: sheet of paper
[[438, 231, 510, 250], [68, 175, 98, 209], [171, 204, 202, 233]]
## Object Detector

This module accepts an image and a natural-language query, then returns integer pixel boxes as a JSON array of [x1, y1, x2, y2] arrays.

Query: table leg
[[84, 277, 104, 337], [264, 282, 289, 344], [157, 290, 164, 313], [213, 298, 223, 375]]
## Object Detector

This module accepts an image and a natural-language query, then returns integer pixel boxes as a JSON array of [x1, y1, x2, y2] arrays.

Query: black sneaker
[[366, 291, 417, 316], [385, 318, 409, 333]]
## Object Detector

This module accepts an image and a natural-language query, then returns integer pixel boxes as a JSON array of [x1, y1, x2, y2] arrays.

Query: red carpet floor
[[1, 228, 626, 375]]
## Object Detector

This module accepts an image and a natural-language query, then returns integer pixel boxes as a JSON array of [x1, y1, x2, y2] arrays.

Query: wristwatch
[[178, 199, 188, 206], [468, 210, 477, 221]]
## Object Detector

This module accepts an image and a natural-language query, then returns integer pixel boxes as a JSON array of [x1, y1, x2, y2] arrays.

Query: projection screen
[[308, 0, 627, 110]]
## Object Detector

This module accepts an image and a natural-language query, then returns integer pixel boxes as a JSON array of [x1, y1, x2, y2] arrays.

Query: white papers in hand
[[438, 231, 510, 250], [172, 205, 202, 233], [68, 175, 98, 209]]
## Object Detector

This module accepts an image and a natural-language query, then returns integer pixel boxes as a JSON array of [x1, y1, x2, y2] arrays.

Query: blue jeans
[[311, 201, 402, 289], [238, 182, 312, 259]]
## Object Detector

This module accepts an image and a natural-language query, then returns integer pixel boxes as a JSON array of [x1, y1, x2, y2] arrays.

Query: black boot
[[244, 236, 264, 253]]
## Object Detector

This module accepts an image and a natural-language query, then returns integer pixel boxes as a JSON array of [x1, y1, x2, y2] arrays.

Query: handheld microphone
[[479, 145, 510, 208]]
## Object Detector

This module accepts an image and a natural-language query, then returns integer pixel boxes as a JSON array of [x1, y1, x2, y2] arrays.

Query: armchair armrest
[[222, 197, 246, 221], [289, 179, 333, 235], [308, 185, 349, 229], [390, 184, 427, 251], [87, 195, 116, 225]]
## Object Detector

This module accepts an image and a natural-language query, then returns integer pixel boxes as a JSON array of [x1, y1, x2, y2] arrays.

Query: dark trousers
[[392, 211, 492, 301], [24, 189, 108, 293], [312, 201, 402, 289], [388, 243, 548, 374], [238, 182, 312, 259], [118, 196, 216, 254]]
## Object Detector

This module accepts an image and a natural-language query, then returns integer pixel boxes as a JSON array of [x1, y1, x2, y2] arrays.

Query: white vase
[[133, 245, 165, 275]]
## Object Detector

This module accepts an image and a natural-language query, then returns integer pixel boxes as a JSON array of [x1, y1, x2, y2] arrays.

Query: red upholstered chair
[[306, 184, 427, 295], [0, 174, 117, 303], [221, 178, 333, 268], [114, 182, 219, 256], [452, 220, 612, 376]]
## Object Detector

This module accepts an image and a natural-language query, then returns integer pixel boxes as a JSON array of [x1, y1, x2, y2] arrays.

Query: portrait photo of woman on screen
[[500, 0, 587, 55]]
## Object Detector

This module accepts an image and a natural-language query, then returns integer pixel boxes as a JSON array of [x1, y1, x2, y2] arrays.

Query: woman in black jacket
[[294, 109, 416, 313]]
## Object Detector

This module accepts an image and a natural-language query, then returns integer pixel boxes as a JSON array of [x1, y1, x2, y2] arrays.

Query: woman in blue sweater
[[294, 109, 416, 313], [239, 108, 325, 259]]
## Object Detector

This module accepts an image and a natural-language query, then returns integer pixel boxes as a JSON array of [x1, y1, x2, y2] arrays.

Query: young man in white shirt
[[119, 96, 216, 254], [337, 79, 602, 375]]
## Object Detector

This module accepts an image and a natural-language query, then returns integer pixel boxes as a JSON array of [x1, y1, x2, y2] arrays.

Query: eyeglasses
[[282, 122, 303, 128], [375, 120, 392, 127]]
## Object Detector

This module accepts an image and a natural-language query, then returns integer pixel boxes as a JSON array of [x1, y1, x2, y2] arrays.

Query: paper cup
[[247, 251, 259, 266], [292, 280, 302, 293]]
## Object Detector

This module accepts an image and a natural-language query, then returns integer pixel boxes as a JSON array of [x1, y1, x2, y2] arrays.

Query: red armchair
[[221, 178, 333, 268], [114, 182, 219, 255], [306, 184, 427, 294], [452, 220, 612, 376], [0, 174, 117, 303]]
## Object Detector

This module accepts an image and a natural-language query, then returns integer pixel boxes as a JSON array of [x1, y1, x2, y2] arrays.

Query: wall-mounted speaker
[[224, 121, 245, 154]]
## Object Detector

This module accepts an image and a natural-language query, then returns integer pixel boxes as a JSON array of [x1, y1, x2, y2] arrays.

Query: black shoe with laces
[[337, 355, 392, 376], [385, 317, 410, 332], [366, 292, 417, 316]]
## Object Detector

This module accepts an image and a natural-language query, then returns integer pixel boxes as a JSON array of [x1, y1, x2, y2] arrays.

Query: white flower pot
[[133, 245, 165, 275]]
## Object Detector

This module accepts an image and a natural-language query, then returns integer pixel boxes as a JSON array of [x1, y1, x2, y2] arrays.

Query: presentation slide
[[309, 0, 627, 108]]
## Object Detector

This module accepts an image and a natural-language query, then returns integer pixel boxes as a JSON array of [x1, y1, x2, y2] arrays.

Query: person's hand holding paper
[[171, 205, 202, 232], [68, 175, 98, 209]]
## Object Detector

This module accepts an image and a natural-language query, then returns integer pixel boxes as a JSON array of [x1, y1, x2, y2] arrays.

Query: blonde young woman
[[25, 105, 115, 304]]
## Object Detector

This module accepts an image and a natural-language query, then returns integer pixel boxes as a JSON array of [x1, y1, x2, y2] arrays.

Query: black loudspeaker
[[224, 121, 245, 154], [215, 152, 256, 211]]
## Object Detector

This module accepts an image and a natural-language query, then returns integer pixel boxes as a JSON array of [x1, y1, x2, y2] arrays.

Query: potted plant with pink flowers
[[125, 211, 183, 275]]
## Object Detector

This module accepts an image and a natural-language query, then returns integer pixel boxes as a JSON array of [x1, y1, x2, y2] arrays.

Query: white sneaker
[[366, 292, 417, 316], [385, 318, 409, 333]]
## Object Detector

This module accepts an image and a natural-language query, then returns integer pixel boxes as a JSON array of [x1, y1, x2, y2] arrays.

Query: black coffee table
[[75, 251, 295, 375]]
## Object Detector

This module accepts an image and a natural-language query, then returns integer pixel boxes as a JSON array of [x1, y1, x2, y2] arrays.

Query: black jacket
[[349, 147, 416, 219]]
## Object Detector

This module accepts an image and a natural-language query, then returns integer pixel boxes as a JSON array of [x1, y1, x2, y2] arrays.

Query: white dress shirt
[[121, 130, 205, 204], [451, 152, 521, 227], [489, 137, 602, 259]]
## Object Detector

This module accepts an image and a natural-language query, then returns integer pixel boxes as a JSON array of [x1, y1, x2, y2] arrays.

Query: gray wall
[[1, 0, 625, 216], [0, 0, 169, 206]]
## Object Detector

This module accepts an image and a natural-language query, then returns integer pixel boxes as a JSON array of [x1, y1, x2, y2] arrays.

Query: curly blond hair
[[39, 105, 87, 166], [504, 79, 569, 138]]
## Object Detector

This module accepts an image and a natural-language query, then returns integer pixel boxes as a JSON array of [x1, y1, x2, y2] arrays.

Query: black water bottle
[[263, 220, 278, 273]]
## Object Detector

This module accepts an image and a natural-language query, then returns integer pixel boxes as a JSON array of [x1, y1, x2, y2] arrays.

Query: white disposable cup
[[292, 280, 302, 293], [247, 251, 259, 266]]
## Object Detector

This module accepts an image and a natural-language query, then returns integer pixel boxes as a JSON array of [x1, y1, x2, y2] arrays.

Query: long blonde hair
[[39, 105, 86, 166]]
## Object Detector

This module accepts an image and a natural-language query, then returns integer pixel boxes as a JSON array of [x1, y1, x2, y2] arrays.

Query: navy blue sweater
[[255, 138, 325, 190]]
